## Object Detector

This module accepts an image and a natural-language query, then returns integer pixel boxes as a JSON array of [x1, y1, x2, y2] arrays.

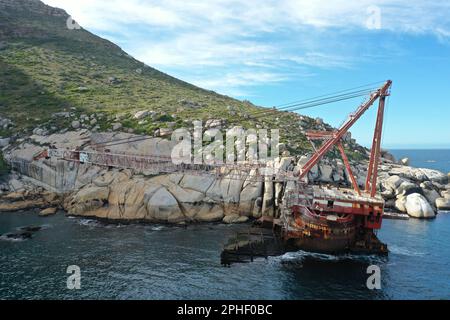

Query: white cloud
[[43, 0, 450, 38], [42, 0, 450, 95]]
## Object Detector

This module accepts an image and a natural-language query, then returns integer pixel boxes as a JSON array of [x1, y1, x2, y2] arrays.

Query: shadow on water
[[269, 251, 390, 300]]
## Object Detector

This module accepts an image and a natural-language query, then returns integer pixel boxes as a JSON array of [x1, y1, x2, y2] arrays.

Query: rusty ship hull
[[221, 186, 388, 266], [281, 186, 388, 255]]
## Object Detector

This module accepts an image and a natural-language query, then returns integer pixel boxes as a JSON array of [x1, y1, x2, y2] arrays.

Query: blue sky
[[44, 0, 450, 149]]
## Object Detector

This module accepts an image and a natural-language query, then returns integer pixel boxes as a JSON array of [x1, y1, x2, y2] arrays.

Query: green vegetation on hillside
[[0, 0, 367, 160]]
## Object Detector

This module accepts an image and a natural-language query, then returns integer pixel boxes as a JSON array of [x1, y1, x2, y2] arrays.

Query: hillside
[[0, 0, 366, 159]]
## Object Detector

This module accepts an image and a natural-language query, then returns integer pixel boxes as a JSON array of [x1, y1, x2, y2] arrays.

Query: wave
[[275, 250, 385, 265], [78, 219, 104, 227], [388, 245, 425, 257], [149, 225, 165, 231]]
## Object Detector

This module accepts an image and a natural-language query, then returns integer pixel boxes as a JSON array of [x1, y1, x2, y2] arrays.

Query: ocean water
[[0, 213, 449, 300], [0, 150, 449, 300], [390, 149, 450, 173]]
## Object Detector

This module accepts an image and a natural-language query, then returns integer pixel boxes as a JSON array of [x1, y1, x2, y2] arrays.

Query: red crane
[[301, 80, 392, 197]]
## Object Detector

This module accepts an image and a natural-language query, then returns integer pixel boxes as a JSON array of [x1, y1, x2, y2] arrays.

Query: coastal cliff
[[1, 129, 449, 223]]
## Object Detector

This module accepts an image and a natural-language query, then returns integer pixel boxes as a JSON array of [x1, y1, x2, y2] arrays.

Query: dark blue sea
[[390, 149, 450, 174], [0, 150, 449, 300]]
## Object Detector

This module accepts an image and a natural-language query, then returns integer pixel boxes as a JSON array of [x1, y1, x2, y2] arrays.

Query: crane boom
[[299, 80, 392, 184]]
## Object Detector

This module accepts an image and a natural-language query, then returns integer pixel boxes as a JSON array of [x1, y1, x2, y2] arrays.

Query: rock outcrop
[[63, 166, 267, 223], [2, 130, 449, 223], [39, 207, 57, 216], [403, 193, 436, 219], [0, 189, 60, 213], [436, 198, 450, 211]]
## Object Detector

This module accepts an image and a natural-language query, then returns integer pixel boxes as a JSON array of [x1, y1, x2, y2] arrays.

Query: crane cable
[[242, 89, 376, 120], [274, 80, 385, 109], [249, 81, 384, 115]]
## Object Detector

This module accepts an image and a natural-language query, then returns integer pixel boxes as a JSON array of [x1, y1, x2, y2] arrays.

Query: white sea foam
[[78, 219, 103, 227], [276, 250, 384, 264], [389, 245, 425, 257], [150, 225, 165, 231]]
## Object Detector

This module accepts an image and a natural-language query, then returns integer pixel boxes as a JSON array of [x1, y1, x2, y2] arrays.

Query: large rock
[[167, 183, 205, 203], [134, 110, 150, 119], [420, 182, 440, 206], [205, 119, 223, 129], [382, 175, 404, 192], [30, 130, 91, 150], [39, 207, 57, 216], [297, 156, 319, 182], [395, 196, 407, 213], [261, 176, 274, 217], [9, 178, 24, 191], [112, 123, 123, 131], [420, 168, 448, 184], [158, 128, 173, 137], [381, 150, 396, 163], [319, 164, 333, 183], [404, 193, 436, 219], [436, 198, 450, 211], [74, 185, 110, 203], [67, 185, 110, 216], [239, 170, 263, 215], [191, 203, 224, 222], [90, 133, 176, 158], [400, 158, 410, 166], [179, 174, 215, 194], [0, 137, 10, 147], [71, 121, 80, 129], [381, 189, 395, 200], [252, 197, 263, 218], [223, 214, 249, 224], [111, 180, 148, 220], [146, 187, 183, 222], [220, 169, 246, 203], [397, 181, 422, 197], [332, 160, 345, 183], [388, 166, 447, 184], [91, 171, 114, 187]]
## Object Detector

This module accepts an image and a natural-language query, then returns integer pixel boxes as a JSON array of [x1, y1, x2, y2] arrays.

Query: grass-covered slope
[[0, 0, 367, 159]]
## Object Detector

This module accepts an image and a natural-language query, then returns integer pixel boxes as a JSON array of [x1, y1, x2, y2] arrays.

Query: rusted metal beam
[[337, 141, 361, 195], [305, 130, 335, 140], [366, 95, 387, 197]]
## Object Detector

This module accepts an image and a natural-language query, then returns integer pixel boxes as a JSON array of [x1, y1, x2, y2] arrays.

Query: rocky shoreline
[[1, 129, 449, 224]]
